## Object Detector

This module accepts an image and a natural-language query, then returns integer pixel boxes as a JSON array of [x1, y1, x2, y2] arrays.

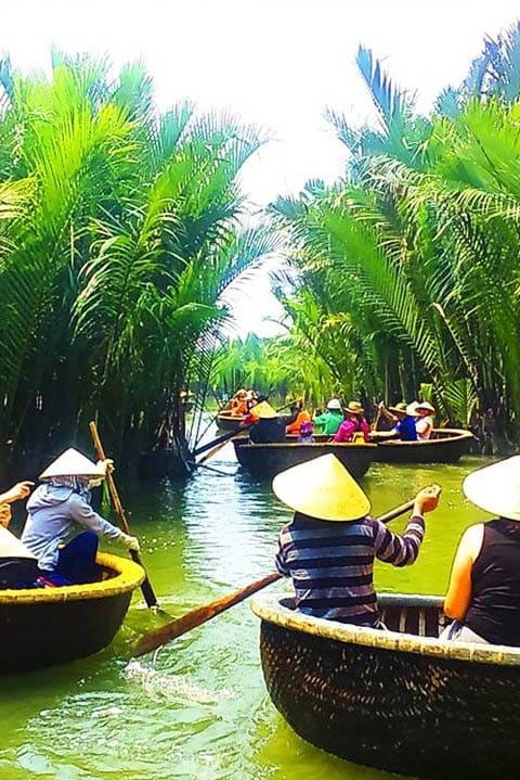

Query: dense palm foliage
[[272, 22, 520, 446], [0, 54, 276, 474]]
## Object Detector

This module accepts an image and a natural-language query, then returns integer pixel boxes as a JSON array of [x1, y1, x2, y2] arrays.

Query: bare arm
[[444, 524, 484, 621]]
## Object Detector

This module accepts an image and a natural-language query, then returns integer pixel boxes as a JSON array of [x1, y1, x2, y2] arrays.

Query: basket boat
[[252, 592, 520, 780], [233, 440, 376, 479], [0, 552, 144, 673], [216, 412, 248, 431], [373, 428, 474, 463]]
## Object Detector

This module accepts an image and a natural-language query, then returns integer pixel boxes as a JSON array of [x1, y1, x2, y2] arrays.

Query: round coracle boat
[[0, 552, 144, 673], [373, 427, 474, 464], [252, 592, 520, 780], [233, 440, 376, 479], [217, 412, 248, 431]]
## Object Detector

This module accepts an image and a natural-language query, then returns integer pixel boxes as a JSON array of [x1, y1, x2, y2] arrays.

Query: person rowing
[[443, 456, 520, 645], [21, 448, 140, 586], [372, 401, 419, 442], [273, 453, 440, 627], [244, 401, 286, 444]]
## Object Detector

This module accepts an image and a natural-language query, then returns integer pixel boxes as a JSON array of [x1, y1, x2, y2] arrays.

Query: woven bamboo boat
[[233, 440, 376, 478], [0, 553, 144, 673], [217, 412, 248, 431], [373, 428, 473, 463], [253, 592, 520, 779]]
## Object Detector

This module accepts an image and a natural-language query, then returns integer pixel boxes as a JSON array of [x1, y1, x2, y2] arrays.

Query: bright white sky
[[2, 0, 520, 333]]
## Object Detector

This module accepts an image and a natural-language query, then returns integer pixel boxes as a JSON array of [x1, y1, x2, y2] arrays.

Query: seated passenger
[[375, 401, 418, 442], [273, 454, 440, 626], [296, 420, 314, 443], [0, 481, 39, 589], [22, 448, 140, 586], [285, 401, 312, 435], [415, 401, 435, 440], [313, 399, 344, 436], [333, 401, 370, 443], [246, 402, 286, 444], [444, 457, 520, 645], [230, 389, 248, 417]]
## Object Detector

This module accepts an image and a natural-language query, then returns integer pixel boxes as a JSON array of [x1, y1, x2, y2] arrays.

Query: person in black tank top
[[444, 456, 520, 646]]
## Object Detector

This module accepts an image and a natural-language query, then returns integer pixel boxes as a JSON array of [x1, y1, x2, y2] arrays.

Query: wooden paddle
[[131, 494, 422, 657], [89, 421, 159, 610]]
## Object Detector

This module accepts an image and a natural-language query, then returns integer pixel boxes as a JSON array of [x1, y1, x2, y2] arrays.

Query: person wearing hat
[[230, 389, 248, 417], [374, 401, 418, 442], [415, 401, 435, 441], [443, 456, 520, 645], [0, 480, 39, 588], [21, 448, 140, 586], [273, 454, 440, 626], [333, 401, 370, 443], [313, 399, 345, 436], [286, 400, 312, 436], [244, 401, 286, 444]]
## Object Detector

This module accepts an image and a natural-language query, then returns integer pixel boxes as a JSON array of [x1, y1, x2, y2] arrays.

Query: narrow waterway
[[0, 445, 492, 780]]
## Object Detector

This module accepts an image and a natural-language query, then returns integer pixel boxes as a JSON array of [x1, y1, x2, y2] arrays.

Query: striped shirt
[[275, 512, 425, 626]]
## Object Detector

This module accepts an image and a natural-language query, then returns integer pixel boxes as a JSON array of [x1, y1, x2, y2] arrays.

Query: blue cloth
[[394, 416, 418, 441], [22, 484, 124, 571]]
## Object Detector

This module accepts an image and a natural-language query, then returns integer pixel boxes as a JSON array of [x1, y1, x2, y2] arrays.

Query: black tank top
[[465, 519, 520, 645]]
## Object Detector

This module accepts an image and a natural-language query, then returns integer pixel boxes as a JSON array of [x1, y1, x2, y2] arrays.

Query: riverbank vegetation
[[259, 22, 520, 448], [0, 54, 277, 475]]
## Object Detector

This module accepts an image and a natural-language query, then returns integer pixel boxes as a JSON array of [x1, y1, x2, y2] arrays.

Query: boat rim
[[234, 442, 377, 449], [377, 428, 474, 447], [0, 552, 145, 605], [251, 592, 520, 666]]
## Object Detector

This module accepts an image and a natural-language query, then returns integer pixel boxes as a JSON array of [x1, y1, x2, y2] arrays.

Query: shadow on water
[[0, 445, 491, 779]]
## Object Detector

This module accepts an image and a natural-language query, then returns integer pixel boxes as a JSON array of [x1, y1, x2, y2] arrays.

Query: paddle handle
[[89, 421, 159, 609], [131, 495, 423, 657], [133, 572, 280, 656]]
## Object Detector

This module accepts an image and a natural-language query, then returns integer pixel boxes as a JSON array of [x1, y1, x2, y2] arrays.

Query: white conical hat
[[272, 453, 371, 522], [463, 456, 520, 521], [39, 447, 105, 480], [0, 526, 36, 559]]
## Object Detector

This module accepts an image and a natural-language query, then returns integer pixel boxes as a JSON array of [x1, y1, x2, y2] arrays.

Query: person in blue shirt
[[375, 402, 418, 442]]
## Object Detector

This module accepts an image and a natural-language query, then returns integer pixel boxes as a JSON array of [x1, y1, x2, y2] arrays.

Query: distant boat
[[233, 439, 375, 479], [216, 412, 248, 431], [253, 591, 520, 779], [0, 553, 144, 673]]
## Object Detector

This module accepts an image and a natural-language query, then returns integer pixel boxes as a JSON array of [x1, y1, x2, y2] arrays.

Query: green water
[[0, 447, 492, 780]]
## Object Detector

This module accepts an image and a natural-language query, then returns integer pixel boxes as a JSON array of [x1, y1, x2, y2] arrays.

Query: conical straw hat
[[272, 453, 371, 522], [463, 456, 520, 521], [250, 401, 278, 419], [40, 447, 105, 480]]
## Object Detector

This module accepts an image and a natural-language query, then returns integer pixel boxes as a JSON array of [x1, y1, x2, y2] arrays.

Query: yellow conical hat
[[463, 456, 520, 521], [250, 401, 278, 419], [272, 453, 371, 522], [39, 447, 105, 480]]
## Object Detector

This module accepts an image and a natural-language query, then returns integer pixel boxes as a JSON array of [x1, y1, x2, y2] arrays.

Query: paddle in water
[[132, 491, 439, 656]]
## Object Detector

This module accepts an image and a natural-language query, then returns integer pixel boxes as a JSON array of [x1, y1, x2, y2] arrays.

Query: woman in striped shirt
[[273, 454, 440, 627]]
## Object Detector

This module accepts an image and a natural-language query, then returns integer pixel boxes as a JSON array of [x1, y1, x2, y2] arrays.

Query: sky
[[2, 0, 520, 334]]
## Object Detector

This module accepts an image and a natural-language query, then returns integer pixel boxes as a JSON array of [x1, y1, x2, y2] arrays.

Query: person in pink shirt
[[333, 401, 370, 443]]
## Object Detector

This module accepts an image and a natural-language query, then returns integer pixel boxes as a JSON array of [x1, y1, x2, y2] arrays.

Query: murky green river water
[[0, 445, 492, 780]]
